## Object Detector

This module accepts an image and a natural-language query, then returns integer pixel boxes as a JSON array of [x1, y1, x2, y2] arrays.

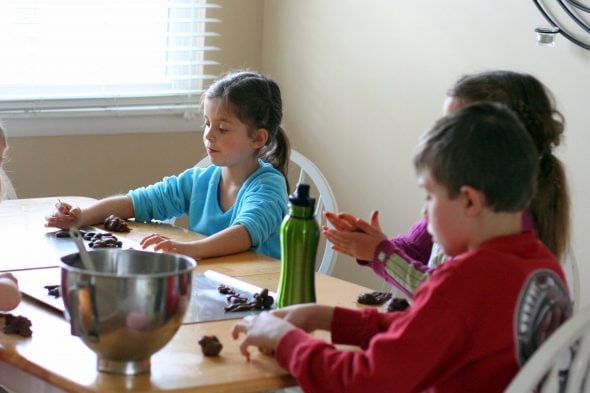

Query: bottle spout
[[289, 183, 315, 210]]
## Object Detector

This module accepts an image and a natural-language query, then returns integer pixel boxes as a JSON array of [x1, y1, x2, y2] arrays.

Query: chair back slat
[[506, 303, 590, 393]]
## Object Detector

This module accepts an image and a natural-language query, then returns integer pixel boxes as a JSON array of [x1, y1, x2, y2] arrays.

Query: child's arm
[[140, 224, 252, 259], [325, 211, 434, 298], [0, 273, 21, 311], [45, 196, 134, 229]]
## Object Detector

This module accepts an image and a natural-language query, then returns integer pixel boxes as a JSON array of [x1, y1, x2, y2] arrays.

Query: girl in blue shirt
[[46, 71, 290, 259]]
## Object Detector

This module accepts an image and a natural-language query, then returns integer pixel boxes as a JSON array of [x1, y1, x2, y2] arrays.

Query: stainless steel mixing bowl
[[61, 249, 196, 375]]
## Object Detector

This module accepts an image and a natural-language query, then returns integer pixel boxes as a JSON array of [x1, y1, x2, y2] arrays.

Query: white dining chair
[[505, 303, 590, 393], [287, 149, 338, 275], [0, 168, 17, 200], [563, 249, 580, 313]]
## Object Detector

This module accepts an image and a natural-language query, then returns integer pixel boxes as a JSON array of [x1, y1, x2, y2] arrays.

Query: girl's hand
[[324, 211, 360, 232], [324, 210, 380, 232], [140, 233, 180, 252], [322, 210, 387, 260], [45, 201, 82, 229], [140, 234, 198, 258], [231, 312, 296, 360]]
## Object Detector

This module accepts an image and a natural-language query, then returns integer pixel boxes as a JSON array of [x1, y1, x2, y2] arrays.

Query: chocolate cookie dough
[[357, 291, 393, 306], [198, 335, 223, 357], [0, 313, 32, 337], [386, 297, 410, 312], [104, 214, 130, 232]]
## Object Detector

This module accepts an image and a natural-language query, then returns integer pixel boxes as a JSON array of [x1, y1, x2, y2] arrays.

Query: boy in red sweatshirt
[[232, 102, 571, 393]]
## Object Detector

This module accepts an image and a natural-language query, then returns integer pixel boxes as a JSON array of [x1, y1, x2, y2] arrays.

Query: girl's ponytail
[[259, 125, 290, 189], [532, 153, 570, 259]]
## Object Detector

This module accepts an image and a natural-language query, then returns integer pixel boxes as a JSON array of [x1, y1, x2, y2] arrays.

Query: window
[[0, 0, 220, 136]]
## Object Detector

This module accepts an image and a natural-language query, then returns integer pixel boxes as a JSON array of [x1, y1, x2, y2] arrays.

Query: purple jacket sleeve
[[357, 219, 434, 297]]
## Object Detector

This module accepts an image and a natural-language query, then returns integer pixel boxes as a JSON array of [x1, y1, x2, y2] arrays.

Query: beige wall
[[5, 0, 590, 305], [260, 1, 590, 304]]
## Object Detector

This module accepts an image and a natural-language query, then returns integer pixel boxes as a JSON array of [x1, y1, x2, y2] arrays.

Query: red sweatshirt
[[275, 231, 568, 393]]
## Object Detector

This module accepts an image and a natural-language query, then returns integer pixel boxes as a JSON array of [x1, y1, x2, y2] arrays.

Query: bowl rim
[[60, 249, 197, 278]]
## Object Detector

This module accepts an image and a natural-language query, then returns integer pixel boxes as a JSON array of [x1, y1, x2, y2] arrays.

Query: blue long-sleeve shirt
[[128, 161, 288, 259]]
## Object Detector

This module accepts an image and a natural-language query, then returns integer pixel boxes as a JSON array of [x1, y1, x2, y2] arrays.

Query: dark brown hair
[[447, 70, 570, 259], [203, 71, 291, 184], [415, 102, 538, 214]]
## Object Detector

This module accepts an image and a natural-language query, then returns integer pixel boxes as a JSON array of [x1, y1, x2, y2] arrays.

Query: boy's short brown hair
[[414, 102, 538, 212]]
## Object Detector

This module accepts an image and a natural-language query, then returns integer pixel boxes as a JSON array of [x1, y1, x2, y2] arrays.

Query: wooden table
[[0, 198, 376, 392]]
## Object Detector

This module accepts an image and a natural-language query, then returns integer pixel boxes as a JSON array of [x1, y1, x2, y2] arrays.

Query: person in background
[[0, 273, 21, 311], [0, 124, 21, 311], [0, 124, 17, 201], [232, 102, 569, 392], [46, 71, 290, 260], [324, 70, 570, 298]]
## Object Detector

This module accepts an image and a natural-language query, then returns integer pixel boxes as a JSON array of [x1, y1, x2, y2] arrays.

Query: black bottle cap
[[289, 183, 316, 210]]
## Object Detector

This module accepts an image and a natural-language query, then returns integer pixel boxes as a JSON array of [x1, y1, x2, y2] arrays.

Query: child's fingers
[[140, 233, 169, 248], [356, 218, 382, 235], [56, 202, 74, 215], [231, 321, 245, 339], [369, 210, 380, 227], [45, 214, 76, 229], [337, 213, 359, 228], [330, 244, 356, 258], [239, 342, 251, 360], [323, 228, 360, 245], [325, 212, 354, 231], [232, 318, 254, 360]]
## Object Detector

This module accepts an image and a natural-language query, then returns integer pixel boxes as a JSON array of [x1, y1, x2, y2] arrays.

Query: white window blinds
[[0, 0, 220, 118]]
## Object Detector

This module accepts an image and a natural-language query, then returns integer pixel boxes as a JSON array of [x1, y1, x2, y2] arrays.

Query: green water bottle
[[276, 183, 319, 307]]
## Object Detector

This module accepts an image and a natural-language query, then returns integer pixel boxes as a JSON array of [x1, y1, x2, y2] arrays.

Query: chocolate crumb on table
[[218, 284, 239, 296], [198, 335, 223, 357], [55, 229, 88, 238], [104, 214, 130, 233], [386, 297, 410, 312], [0, 313, 33, 337], [44, 284, 60, 298], [83, 231, 123, 248], [218, 285, 274, 312], [55, 229, 71, 238], [357, 291, 393, 306]]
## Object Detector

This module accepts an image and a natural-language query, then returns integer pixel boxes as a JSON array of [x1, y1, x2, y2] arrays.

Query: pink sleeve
[[357, 219, 434, 297]]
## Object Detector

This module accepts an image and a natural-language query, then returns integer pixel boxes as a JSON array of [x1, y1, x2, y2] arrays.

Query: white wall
[[261, 1, 590, 304]]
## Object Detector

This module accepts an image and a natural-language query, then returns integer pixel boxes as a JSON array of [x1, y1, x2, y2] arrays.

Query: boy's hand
[[271, 303, 334, 332], [322, 210, 387, 261], [45, 201, 82, 229], [231, 312, 296, 360]]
